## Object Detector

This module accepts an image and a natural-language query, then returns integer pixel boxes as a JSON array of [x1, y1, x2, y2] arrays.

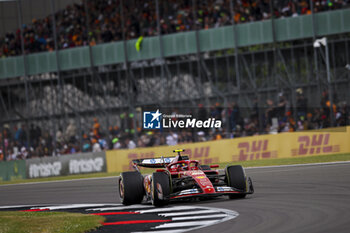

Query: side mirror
[[210, 164, 219, 168]]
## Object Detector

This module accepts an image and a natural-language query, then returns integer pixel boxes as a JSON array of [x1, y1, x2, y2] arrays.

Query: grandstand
[[0, 0, 349, 160]]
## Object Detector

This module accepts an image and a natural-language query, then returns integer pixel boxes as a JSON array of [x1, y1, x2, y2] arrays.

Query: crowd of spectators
[[0, 88, 349, 161], [1, 0, 349, 57], [0, 0, 349, 160]]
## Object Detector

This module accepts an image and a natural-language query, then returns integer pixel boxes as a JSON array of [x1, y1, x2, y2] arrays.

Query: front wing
[[170, 179, 254, 200]]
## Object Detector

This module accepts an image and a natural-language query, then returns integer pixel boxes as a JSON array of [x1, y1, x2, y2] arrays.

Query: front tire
[[151, 172, 171, 207], [225, 165, 247, 199], [119, 171, 144, 205]]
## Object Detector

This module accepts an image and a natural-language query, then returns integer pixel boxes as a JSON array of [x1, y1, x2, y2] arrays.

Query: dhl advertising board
[[106, 127, 350, 173]]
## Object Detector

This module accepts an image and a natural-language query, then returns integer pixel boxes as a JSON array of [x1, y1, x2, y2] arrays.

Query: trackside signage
[[143, 109, 222, 129], [25, 152, 106, 179], [232, 139, 278, 161], [29, 161, 62, 178], [106, 126, 350, 173], [0, 160, 26, 181], [291, 133, 340, 156], [69, 157, 104, 174]]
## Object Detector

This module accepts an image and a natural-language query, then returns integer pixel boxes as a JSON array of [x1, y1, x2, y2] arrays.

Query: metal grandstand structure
[[0, 0, 349, 146]]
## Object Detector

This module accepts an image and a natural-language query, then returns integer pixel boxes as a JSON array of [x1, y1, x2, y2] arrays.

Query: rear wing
[[132, 155, 189, 168]]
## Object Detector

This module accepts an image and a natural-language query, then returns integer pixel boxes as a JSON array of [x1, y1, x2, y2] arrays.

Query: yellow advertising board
[[106, 127, 350, 173]]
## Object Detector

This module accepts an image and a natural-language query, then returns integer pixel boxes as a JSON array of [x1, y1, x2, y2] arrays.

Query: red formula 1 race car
[[118, 149, 254, 206]]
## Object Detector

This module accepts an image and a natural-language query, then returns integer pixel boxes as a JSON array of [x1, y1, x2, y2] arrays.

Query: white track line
[[152, 207, 239, 233], [138, 206, 195, 214], [33, 204, 120, 210], [133, 230, 185, 233], [172, 214, 228, 221], [159, 209, 218, 217], [87, 204, 151, 211], [0, 205, 35, 209], [154, 220, 219, 229]]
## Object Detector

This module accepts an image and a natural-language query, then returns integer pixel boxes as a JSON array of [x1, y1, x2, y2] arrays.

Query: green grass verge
[[1, 153, 349, 185], [0, 211, 104, 233]]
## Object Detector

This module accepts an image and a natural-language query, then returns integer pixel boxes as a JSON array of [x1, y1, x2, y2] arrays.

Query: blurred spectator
[[1, 92, 350, 161], [197, 131, 207, 142], [276, 93, 288, 120], [166, 131, 178, 146], [21, 147, 29, 159], [56, 127, 64, 144], [265, 99, 275, 124], [296, 88, 308, 118], [65, 120, 77, 143], [92, 138, 102, 152], [125, 137, 136, 149], [93, 118, 101, 138], [82, 138, 91, 152], [229, 102, 240, 131], [1, 0, 349, 57], [112, 137, 121, 149]]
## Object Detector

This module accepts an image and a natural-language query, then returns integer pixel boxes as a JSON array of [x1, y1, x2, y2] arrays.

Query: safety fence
[[1, 127, 349, 181]]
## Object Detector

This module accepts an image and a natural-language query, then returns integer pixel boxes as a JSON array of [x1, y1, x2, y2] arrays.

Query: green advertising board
[[0, 160, 26, 181]]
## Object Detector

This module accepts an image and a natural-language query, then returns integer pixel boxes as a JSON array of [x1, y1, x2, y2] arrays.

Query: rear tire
[[225, 165, 247, 199], [119, 171, 144, 205], [152, 172, 171, 207]]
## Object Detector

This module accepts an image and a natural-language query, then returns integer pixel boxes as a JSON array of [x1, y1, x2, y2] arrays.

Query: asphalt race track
[[1, 162, 350, 233]]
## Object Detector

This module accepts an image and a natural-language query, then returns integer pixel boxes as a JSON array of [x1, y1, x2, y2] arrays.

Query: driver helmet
[[178, 163, 188, 170]]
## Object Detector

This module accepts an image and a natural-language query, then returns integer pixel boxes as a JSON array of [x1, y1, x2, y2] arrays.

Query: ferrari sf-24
[[118, 149, 254, 206]]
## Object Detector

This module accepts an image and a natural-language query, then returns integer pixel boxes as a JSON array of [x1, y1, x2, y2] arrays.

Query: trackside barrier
[[106, 126, 350, 173], [0, 160, 26, 181], [25, 152, 106, 179]]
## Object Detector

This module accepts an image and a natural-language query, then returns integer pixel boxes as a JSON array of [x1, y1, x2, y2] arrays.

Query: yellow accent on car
[[173, 149, 184, 153]]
